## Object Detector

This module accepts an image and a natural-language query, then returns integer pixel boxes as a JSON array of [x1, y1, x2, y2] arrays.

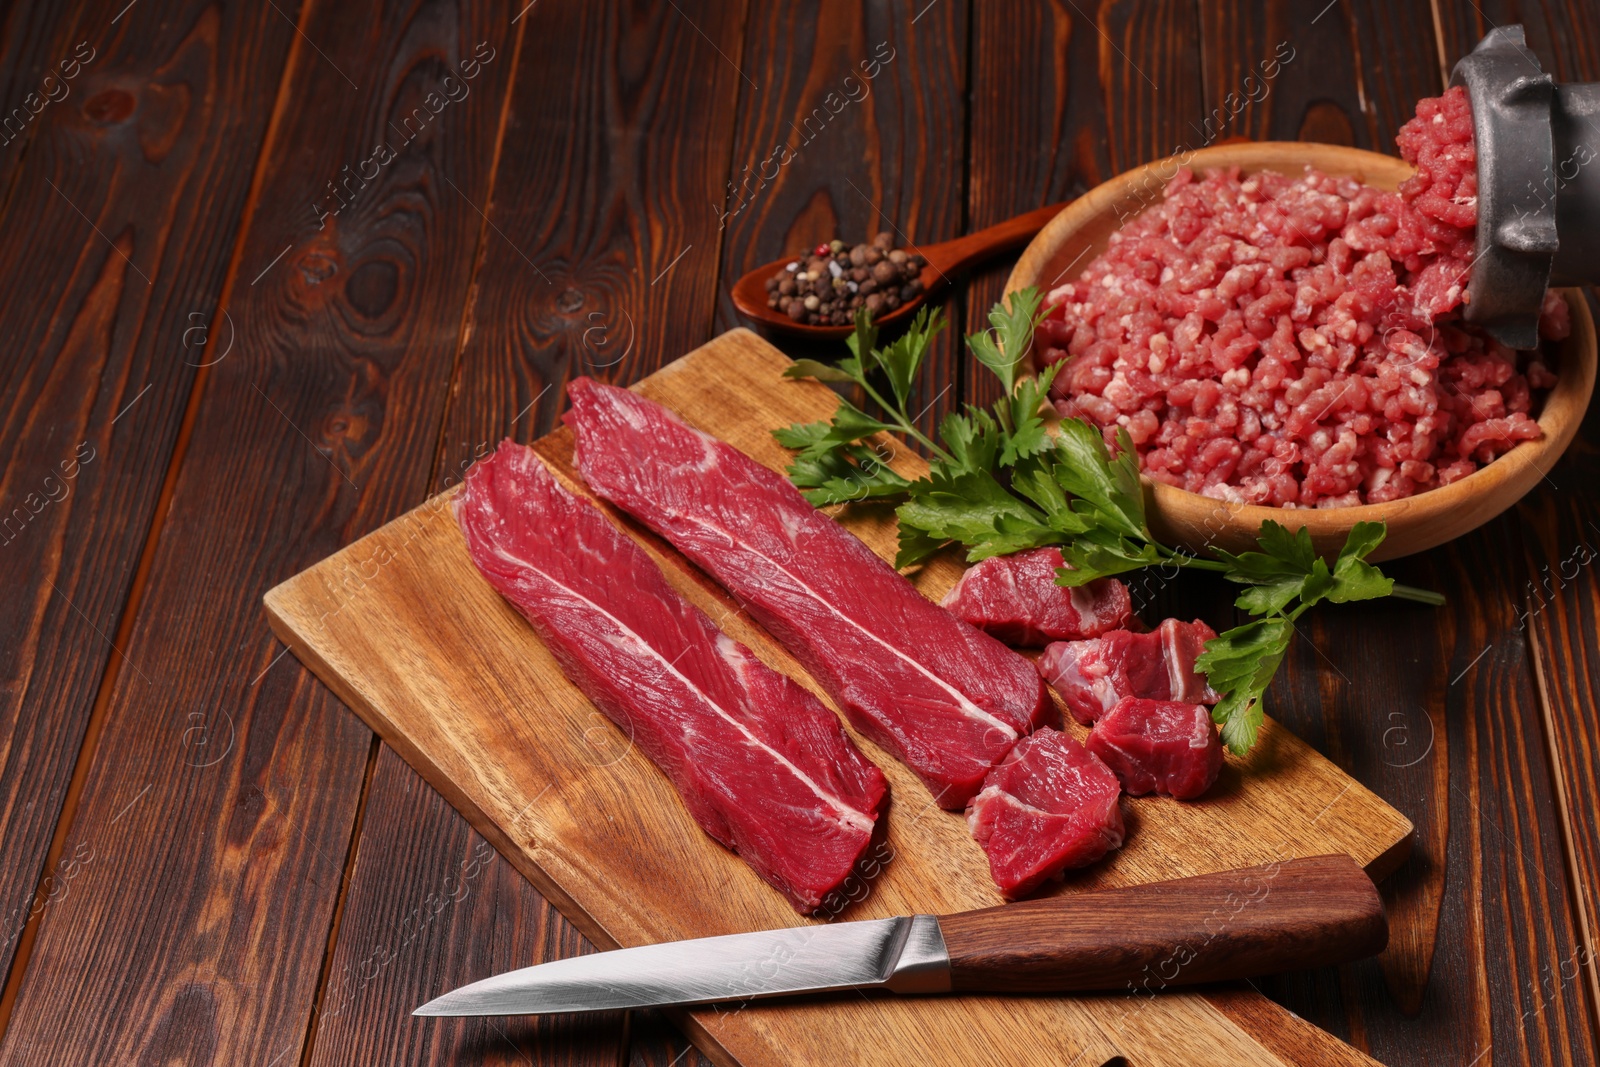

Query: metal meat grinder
[[1453, 25, 1600, 347]]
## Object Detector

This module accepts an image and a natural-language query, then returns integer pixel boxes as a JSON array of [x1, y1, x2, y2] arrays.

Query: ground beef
[[1037, 86, 1566, 507]]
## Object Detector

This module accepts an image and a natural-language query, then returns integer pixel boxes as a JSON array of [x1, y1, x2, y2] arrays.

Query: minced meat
[[1037, 86, 1565, 507]]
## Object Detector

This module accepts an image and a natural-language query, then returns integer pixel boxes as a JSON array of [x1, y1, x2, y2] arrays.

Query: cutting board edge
[[262, 586, 621, 949]]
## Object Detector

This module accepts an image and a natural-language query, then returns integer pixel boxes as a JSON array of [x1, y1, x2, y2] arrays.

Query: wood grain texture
[[628, 1014, 713, 1067], [1521, 378, 1600, 1058], [433, 0, 751, 472], [266, 329, 1413, 1067], [962, 0, 1201, 406], [1342, 2, 1451, 145], [0, 0, 298, 1011], [0, 0, 91, 202], [713, 0, 969, 443], [307, 746, 625, 1067], [1430, 0, 1600, 90], [1204, 988, 1386, 1067], [0, 1, 523, 1063], [1261, 508, 1600, 1067], [348, 4, 752, 1064]]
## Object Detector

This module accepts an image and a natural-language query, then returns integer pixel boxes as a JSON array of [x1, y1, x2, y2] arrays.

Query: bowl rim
[[1003, 140, 1597, 536]]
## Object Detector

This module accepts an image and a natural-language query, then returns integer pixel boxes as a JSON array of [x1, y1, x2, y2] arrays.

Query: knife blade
[[413, 915, 948, 1017], [414, 854, 1386, 1017]]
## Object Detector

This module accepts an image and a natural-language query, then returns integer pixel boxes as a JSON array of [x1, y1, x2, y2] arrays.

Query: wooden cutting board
[[265, 328, 1413, 1067]]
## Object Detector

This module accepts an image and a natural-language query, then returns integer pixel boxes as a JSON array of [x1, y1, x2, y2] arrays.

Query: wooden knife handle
[[938, 854, 1386, 994]]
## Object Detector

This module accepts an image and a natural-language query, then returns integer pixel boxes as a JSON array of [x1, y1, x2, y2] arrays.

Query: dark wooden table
[[1, 2, 1597, 1064]]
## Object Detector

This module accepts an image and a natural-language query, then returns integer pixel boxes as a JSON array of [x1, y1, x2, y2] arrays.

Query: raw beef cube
[[966, 729, 1125, 899], [939, 547, 1134, 646], [565, 378, 1053, 808], [1088, 698, 1225, 800], [1038, 618, 1221, 726], [454, 441, 887, 914]]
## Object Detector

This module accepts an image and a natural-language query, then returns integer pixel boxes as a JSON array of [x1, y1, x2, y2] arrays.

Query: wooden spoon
[[731, 201, 1071, 339]]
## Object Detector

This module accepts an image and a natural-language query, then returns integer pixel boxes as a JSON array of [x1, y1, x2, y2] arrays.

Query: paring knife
[[413, 854, 1386, 1017]]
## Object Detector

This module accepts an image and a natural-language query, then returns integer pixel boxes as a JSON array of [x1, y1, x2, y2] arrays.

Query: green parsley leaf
[[896, 468, 1044, 546], [871, 306, 945, 410], [894, 469, 1054, 567], [1000, 362, 1061, 467], [1255, 520, 1318, 573], [778, 397, 895, 461], [782, 359, 860, 384], [1336, 520, 1386, 563], [894, 521, 950, 571], [1196, 617, 1293, 755], [786, 442, 911, 506], [844, 306, 880, 369], [1049, 421, 1148, 541], [1213, 521, 1316, 585], [1230, 580, 1297, 617], [1009, 455, 1091, 537], [1057, 527, 1163, 583], [935, 407, 1005, 478], [1216, 521, 1323, 614], [967, 287, 1044, 395], [1217, 520, 1391, 614], [771, 419, 832, 451], [1327, 521, 1394, 603]]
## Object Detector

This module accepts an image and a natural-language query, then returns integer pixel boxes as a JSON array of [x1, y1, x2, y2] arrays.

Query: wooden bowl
[[1005, 142, 1596, 562]]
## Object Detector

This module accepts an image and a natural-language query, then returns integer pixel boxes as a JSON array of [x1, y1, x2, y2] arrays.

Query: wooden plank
[[1344, 2, 1449, 147], [433, 0, 751, 488], [267, 328, 1412, 1067], [1430, 0, 1600, 88], [307, 746, 624, 1067], [962, 0, 1202, 402], [0, 2, 524, 1063], [0, 0, 90, 202], [0, 0, 299, 1012], [1522, 358, 1600, 1055], [629, 1014, 713, 1067], [711, 0, 970, 442], [432, 5, 752, 1067], [1222, 9, 1600, 1065], [349, 3, 752, 1065], [1198, 2, 1368, 148]]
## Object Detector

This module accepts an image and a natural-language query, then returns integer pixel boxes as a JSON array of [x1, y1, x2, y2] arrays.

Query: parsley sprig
[[774, 289, 1445, 755]]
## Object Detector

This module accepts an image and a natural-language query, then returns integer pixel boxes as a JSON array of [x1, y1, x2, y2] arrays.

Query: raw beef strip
[[454, 441, 887, 914], [1088, 698, 1225, 800], [1038, 618, 1221, 726], [966, 730, 1125, 899], [565, 378, 1052, 808], [939, 547, 1133, 646]]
